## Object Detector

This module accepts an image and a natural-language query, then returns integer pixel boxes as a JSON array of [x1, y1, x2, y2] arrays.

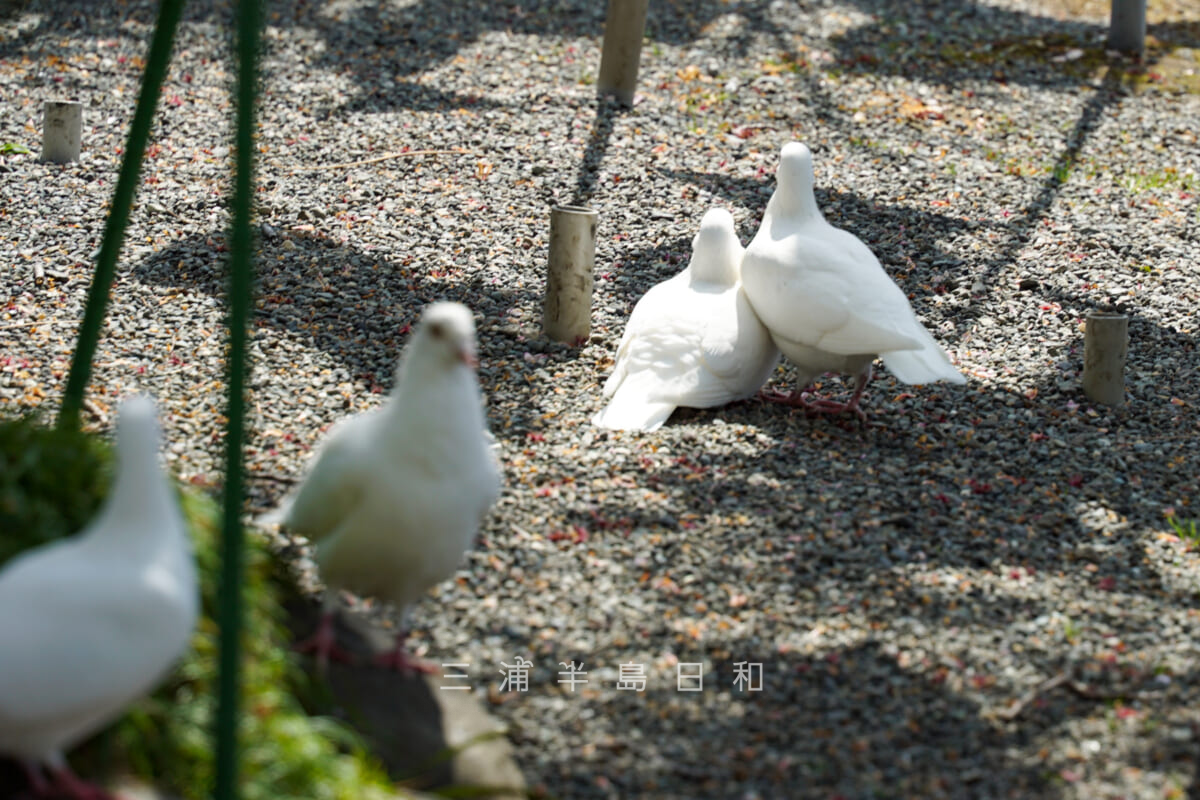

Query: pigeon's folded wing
[[280, 413, 375, 542], [697, 289, 778, 398], [603, 281, 677, 399], [747, 225, 926, 357], [621, 319, 711, 403]]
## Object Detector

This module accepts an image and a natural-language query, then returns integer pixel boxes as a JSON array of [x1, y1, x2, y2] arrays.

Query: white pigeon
[[741, 142, 965, 418], [0, 396, 198, 799], [593, 207, 780, 431], [264, 302, 501, 672]]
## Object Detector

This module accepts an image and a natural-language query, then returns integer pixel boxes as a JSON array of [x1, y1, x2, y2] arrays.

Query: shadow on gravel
[[830, 0, 1200, 89], [508, 640, 1057, 796], [571, 97, 623, 207], [522, 415, 1200, 796], [126, 226, 559, 453]]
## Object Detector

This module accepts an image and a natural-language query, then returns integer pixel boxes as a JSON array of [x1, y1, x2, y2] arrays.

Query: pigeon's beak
[[457, 345, 478, 369]]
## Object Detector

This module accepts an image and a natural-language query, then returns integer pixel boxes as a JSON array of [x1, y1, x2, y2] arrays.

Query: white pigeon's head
[[116, 394, 163, 459], [413, 302, 479, 369], [770, 142, 819, 220], [687, 207, 743, 286]]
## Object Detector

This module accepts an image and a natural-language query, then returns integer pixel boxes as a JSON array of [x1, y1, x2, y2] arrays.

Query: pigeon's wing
[[807, 229, 962, 382], [596, 277, 779, 430], [280, 412, 376, 542], [602, 278, 680, 399], [696, 287, 780, 399], [603, 286, 751, 412], [594, 278, 710, 430], [745, 226, 924, 356], [593, 312, 698, 430], [0, 545, 183, 727]]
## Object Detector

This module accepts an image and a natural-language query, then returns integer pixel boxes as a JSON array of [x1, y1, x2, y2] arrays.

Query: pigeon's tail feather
[[592, 389, 675, 432], [601, 366, 625, 399], [880, 339, 966, 385]]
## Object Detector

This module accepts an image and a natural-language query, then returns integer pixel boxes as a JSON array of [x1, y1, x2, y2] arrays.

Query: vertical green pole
[[57, 0, 187, 430], [213, 0, 262, 797]]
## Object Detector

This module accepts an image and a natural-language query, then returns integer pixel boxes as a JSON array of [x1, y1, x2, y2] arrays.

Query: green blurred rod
[[57, 0, 187, 431], [214, 0, 263, 797]]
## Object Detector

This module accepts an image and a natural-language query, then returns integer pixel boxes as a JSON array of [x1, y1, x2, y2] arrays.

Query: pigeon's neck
[[766, 184, 822, 227], [688, 249, 739, 286], [389, 358, 484, 432], [91, 439, 183, 555]]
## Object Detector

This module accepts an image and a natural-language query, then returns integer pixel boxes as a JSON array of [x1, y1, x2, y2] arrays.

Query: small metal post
[[1107, 0, 1146, 56], [596, 0, 650, 107], [1082, 311, 1128, 406], [544, 205, 597, 345], [42, 100, 82, 163]]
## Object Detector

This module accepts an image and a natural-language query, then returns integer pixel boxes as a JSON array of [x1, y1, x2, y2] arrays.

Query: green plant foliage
[[0, 142, 30, 155], [0, 413, 111, 565], [0, 414, 397, 800], [113, 490, 396, 800], [1168, 514, 1199, 548]]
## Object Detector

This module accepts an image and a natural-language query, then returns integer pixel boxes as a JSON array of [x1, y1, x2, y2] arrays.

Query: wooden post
[[42, 100, 82, 163], [596, 0, 650, 107], [1082, 311, 1128, 406], [544, 205, 597, 345], [1107, 0, 1146, 55]]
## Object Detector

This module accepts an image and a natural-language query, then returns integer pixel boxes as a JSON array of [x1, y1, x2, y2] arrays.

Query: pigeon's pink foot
[[757, 386, 818, 408], [19, 761, 53, 798], [763, 368, 872, 422], [759, 387, 859, 417], [800, 395, 869, 423], [374, 634, 439, 675], [294, 611, 354, 666], [46, 766, 115, 800]]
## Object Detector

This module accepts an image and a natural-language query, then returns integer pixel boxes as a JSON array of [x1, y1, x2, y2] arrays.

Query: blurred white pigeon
[[741, 142, 965, 418], [0, 396, 198, 800], [264, 302, 501, 672], [593, 208, 780, 431]]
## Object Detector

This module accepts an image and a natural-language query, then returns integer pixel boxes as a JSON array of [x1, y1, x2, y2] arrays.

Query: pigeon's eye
[[429, 322, 445, 339]]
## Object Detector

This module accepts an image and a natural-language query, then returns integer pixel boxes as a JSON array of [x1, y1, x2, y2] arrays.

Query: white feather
[[0, 396, 198, 771], [741, 142, 965, 388], [594, 208, 780, 431]]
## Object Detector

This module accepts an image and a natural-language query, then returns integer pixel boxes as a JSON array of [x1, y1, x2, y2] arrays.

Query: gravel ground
[[2, 0, 1199, 797]]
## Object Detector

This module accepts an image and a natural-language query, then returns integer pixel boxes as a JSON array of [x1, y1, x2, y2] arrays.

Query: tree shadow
[[494, 640, 1067, 796], [511, 390, 1199, 795], [126, 223, 572, 489]]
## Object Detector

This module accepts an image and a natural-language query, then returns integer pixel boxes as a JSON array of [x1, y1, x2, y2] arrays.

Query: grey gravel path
[[2, 0, 1199, 797]]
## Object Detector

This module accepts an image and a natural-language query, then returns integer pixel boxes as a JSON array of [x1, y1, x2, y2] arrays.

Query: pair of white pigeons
[[594, 141, 965, 431]]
